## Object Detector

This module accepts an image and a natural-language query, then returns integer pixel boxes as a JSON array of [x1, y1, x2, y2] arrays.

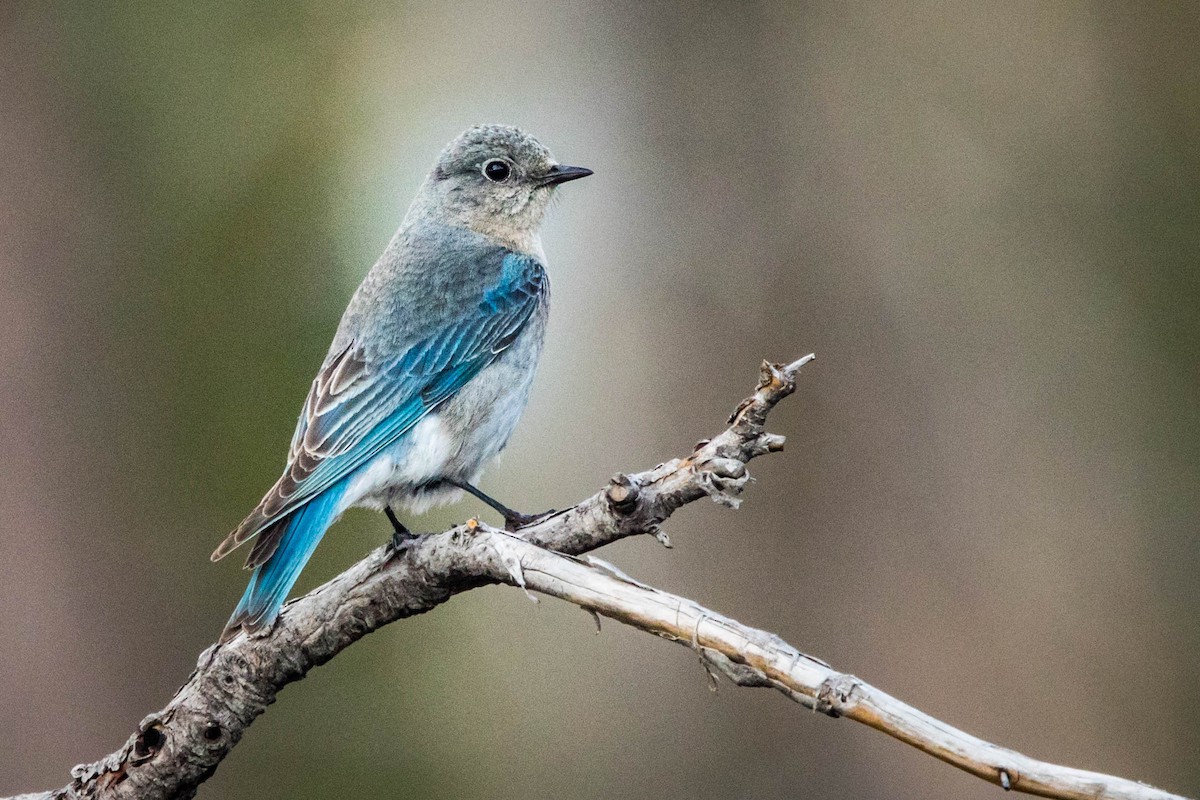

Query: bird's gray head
[[415, 124, 592, 251]]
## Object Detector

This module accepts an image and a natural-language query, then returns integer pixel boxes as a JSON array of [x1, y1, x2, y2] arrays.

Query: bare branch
[[475, 531, 1188, 800], [7, 353, 1186, 800]]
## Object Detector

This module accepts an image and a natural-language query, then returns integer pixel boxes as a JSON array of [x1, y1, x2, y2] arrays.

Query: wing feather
[[210, 251, 545, 564]]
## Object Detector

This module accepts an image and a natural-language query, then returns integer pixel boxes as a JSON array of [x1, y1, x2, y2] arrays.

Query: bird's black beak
[[538, 164, 593, 186]]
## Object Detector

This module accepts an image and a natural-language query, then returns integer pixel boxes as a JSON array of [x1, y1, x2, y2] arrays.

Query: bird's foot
[[386, 505, 418, 556], [503, 508, 558, 532], [446, 479, 559, 532], [390, 528, 418, 554]]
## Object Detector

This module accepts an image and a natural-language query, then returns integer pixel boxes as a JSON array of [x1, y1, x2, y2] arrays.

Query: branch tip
[[785, 353, 817, 374]]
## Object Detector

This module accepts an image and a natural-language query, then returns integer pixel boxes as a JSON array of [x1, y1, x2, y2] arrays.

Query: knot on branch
[[698, 648, 772, 688], [605, 473, 640, 513], [695, 456, 749, 509], [201, 720, 224, 744], [816, 674, 863, 718], [131, 719, 167, 765], [751, 432, 786, 457]]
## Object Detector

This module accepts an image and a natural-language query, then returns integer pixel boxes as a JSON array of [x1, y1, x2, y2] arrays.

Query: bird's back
[[331, 218, 525, 363]]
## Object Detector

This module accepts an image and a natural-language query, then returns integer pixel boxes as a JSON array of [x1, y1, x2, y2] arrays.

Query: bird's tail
[[220, 483, 346, 642]]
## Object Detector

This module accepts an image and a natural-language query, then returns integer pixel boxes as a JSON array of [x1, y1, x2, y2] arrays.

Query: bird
[[211, 124, 592, 641]]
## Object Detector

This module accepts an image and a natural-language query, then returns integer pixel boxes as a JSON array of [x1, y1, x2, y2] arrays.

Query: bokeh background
[[2, 2, 1198, 798]]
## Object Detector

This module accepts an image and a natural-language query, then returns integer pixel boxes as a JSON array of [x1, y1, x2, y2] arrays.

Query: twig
[[476, 530, 1188, 800], [5, 354, 1186, 800]]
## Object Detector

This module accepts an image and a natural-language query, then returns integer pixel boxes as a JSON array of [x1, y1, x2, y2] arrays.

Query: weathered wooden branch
[[478, 532, 1189, 800], [7, 355, 1188, 800]]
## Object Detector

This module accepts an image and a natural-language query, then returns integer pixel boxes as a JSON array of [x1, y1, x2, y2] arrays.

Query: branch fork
[[8, 353, 1189, 800]]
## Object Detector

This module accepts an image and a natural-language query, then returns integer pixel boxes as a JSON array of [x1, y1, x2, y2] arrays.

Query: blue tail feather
[[222, 480, 347, 640]]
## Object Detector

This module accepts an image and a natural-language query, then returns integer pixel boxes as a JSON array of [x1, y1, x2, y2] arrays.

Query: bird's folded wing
[[211, 252, 546, 564]]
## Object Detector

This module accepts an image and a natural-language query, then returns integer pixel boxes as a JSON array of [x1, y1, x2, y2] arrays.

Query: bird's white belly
[[339, 301, 545, 518], [341, 414, 459, 514]]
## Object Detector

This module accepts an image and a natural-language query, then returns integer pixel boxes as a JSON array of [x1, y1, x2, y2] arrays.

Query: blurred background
[[2, 2, 1198, 798]]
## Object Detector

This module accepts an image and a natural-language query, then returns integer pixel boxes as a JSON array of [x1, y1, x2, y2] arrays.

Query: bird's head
[[417, 124, 592, 250]]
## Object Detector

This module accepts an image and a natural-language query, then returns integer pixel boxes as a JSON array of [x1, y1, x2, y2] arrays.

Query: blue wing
[[211, 251, 546, 566]]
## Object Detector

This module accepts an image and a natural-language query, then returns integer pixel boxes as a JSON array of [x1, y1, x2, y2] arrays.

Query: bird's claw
[[503, 509, 557, 532], [390, 529, 417, 556]]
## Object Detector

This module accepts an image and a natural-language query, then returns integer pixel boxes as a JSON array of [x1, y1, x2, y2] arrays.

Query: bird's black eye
[[483, 159, 511, 182]]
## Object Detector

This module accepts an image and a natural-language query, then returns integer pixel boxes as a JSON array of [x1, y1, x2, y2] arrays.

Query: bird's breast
[[342, 301, 548, 515]]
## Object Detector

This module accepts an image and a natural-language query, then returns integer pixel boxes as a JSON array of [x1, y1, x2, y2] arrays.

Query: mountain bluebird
[[211, 124, 592, 640]]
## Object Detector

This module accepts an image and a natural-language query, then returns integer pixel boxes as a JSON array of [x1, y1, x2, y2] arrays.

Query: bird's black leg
[[448, 479, 555, 531], [385, 505, 415, 552]]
